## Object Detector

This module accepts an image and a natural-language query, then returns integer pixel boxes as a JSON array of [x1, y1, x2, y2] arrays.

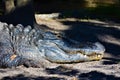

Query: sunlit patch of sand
[[98, 35, 120, 46], [35, 14, 70, 31]]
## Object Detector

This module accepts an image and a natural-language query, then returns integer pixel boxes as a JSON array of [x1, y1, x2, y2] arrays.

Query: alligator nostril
[[57, 35, 61, 38]]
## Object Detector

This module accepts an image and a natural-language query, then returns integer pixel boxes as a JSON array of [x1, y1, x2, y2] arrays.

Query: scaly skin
[[0, 22, 105, 68]]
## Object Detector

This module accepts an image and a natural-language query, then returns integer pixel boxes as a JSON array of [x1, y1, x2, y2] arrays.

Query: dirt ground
[[0, 14, 120, 80]]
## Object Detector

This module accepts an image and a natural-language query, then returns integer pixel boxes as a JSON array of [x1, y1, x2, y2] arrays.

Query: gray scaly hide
[[0, 22, 105, 68]]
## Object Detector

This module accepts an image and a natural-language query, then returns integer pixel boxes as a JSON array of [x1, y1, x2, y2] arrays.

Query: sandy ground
[[0, 15, 120, 80]]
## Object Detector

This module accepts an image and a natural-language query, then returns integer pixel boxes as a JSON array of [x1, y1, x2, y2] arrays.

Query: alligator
[[0, 22, 105, 68]]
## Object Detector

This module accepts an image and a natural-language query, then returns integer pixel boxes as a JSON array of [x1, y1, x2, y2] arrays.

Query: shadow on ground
[[103, 58, 120, 65], [2, 74, 65, 80], [78, 71, 120, 80], [45, 66, 120, 80], [2, 67, 120, 80], [46, 66, 79, 76]]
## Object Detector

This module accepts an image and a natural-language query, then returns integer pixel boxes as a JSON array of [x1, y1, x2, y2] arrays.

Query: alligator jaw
[[45, 46, 105, 63], [78, 42, 105, 61], [87, 53, 104, 61], [47, 53, 104, 63]]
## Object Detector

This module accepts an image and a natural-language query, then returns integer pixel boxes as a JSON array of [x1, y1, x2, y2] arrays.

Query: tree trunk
[[4, 0, 15, 14], [0, 0, 35, 27]]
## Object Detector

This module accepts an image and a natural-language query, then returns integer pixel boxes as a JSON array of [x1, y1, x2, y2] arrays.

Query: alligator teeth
[[84, 55, 87, 57], [97, 55, 101, 58]]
